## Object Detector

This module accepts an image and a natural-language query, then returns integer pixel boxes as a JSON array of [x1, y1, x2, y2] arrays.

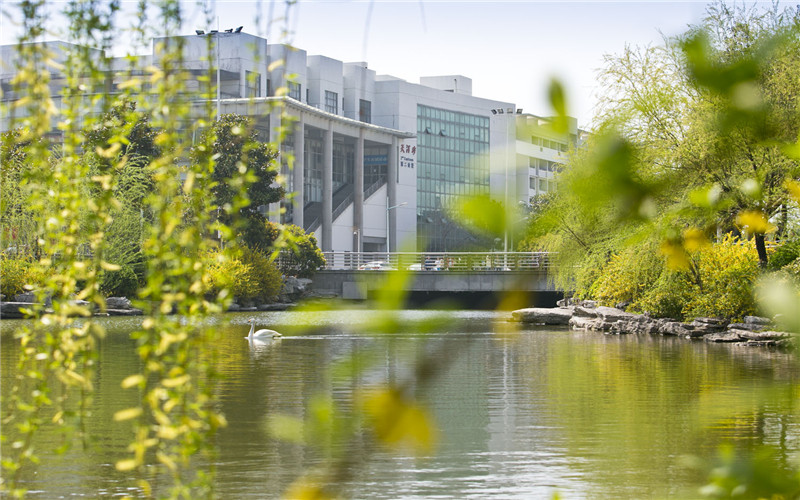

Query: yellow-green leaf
[[735, 210, 776, 234], [114, 407, 143, 422]]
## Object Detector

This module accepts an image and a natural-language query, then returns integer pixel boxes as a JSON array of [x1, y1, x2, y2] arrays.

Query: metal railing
[[317, 251, 553, 271]]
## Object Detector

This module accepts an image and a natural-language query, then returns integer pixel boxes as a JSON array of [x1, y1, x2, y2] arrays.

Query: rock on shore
[[510, 303, 793, 347]]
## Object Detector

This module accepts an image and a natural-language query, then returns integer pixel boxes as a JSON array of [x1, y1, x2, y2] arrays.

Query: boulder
[[107, 308, 142, 316], [744, 315, 771, 327], [572, 306, 598, 318], [692, 317, 728, 327], [656, 320, 692, 337], [569, 315, 602, 331], [705, 331, 746, 343], [1, 302, 32, 319], [690, 318, 727, 335], [13, 292, 36, 303], [280, 276, 314, 302], [557, 298, 596, 308], [594, 306, 642, 323], [106, 297, 133, 309], [737, 330, 793, 341], [511, 307, 573, 325]]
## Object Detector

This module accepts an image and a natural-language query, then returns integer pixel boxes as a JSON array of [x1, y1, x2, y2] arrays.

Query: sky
[[0, 0, 750, 127]]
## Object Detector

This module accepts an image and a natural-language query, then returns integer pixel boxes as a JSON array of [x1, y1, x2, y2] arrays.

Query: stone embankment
[[0, 276, 315, 319], [511, 300, 793, 347]]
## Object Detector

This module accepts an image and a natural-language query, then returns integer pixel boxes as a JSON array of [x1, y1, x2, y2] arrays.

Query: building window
[[359, 99, 371, 123], [245, 71, 261, 98], [288, 81, 301, 101], [325, 90, 338, 114]]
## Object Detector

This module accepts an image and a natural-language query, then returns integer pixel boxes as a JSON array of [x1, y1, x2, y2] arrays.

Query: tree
[[192, 113, 284, 217], [84, 100, 160, 160], [532, 2, 800, 295], [190, 114, 285, 249]]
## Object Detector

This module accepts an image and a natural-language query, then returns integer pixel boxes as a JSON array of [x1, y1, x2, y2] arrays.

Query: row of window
[[417, 150, 489, 170], [418, 133, 488, 155], [417, 165, 489, 185], [418, 179, 489, 196], [418, 105, 489, 128], [529, 176, 556, 193], [417, 188, 488, 212], [531, 135, 568, 152], [418, 120, 488, 142], [528, 157, 563, 172]]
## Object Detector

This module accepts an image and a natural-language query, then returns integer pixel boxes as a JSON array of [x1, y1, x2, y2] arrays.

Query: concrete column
[[354, 129, 365, 252], [240, 67, 246, 98], [322, 125, 333, 251], [293, 116, 305, 229], [267, 107, 282, 223], [387, 136, 398, 252]]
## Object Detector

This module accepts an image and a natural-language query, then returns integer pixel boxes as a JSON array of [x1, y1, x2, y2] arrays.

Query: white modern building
[[515, 113, 583, 204], [0, 31, 583, 252]]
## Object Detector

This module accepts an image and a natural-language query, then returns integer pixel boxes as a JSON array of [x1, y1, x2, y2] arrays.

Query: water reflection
[[1, 310, 799, 498], [247, 336, 282, 358]]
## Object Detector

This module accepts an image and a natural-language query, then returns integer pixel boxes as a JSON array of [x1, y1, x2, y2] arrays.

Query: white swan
[[246, 317, 282, 339]]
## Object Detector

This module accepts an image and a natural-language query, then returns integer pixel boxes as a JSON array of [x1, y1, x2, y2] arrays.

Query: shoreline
[[510, 303, 794, 348]]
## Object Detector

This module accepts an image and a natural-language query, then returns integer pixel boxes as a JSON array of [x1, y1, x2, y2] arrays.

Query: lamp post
[[490, 107, 522, 266], [386, 200, 407, 254]]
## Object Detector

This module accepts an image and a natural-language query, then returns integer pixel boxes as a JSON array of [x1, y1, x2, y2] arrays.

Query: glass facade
[[416, 104, 490, 251], [364, 145, 388, 190], [332, 140, 354, 192], [304, 131, 324, 203]]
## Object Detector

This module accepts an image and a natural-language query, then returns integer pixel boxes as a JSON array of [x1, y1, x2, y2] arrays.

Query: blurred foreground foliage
[[0, 1, 317, 498]]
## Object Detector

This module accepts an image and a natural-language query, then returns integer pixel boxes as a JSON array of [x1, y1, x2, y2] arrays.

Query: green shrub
[[203, 248, 282, 303], [767, 241, 800, 271], [680, 236, 759, 321], [587, 235, 761, 321], [204, 250, 254, 301], [0, 255, 44, 297], [589, 242, 662, 307], [632, 270, 693, 319], [239, 246, 282, 302], [100, 264, 139, 298]]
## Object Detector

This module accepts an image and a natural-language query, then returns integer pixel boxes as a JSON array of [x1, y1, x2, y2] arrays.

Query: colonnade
[[261, 99, 410, 252]]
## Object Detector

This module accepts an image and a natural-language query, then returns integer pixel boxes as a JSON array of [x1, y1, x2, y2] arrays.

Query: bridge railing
[[316, 252, 554, 271]]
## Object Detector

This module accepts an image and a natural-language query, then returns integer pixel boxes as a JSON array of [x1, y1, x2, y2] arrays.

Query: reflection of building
[[0, 32, 583, 252]]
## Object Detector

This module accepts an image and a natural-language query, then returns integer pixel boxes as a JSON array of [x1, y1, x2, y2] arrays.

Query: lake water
[[2, 309, 799, 498]]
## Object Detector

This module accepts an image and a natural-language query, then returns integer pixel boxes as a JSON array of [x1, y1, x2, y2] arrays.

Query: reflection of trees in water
[[523, 331, 800, 496]]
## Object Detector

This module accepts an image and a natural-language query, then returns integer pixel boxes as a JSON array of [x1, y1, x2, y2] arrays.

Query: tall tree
[[191, 114, 284, 240], [530, 1, 800, 287]]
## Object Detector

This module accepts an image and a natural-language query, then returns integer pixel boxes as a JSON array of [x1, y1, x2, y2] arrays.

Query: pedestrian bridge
[[308, 252, 560, 304]]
